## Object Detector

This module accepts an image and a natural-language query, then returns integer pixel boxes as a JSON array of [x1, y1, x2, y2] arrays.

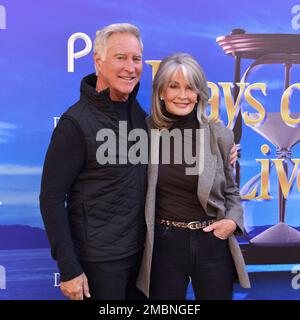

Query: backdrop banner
[[0, 0, 300, 300]]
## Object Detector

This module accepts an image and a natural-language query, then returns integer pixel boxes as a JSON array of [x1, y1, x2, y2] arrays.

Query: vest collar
[[80, 73, 140, 109]]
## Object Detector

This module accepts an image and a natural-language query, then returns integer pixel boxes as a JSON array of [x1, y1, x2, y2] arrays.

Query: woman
[[137, 53, 250, 300]]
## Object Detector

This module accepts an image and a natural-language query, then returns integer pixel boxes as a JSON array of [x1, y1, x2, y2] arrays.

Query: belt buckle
[[187, 221, 201, 230]]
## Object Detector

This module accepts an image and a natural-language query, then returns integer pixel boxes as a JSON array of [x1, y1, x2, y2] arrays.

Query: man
[[40, 23, 147, 300], [40, 23, 238, 300]]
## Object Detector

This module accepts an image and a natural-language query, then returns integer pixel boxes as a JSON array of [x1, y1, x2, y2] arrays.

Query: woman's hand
[[203, 219, 237, 240]]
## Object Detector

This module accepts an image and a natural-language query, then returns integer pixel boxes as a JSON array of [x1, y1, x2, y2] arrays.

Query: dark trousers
[[80, 251, 146, 300], [149, 224, 236, 300]]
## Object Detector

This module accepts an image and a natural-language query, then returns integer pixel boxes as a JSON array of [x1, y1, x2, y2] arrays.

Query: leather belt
[[155, 217, 217, 230]]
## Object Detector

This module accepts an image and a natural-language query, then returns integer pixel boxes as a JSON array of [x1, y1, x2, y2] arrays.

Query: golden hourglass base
[[250, 222, 300, 247]]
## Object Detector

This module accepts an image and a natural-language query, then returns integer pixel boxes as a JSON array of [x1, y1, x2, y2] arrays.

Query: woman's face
[[161, 69, 198, 117]]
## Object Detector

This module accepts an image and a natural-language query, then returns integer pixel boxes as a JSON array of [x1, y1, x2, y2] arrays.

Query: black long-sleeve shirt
[[40, 119, 86, 280]]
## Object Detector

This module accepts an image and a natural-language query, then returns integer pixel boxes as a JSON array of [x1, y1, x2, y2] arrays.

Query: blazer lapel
[[197, 123, 217, 211], [145, 117, 160, 228]]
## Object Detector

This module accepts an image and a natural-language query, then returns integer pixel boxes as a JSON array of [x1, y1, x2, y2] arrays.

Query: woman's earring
[[160, 97, 164, 100]]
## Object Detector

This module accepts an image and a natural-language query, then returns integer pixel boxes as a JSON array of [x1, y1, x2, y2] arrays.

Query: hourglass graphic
[[217, 30, 300, 246]]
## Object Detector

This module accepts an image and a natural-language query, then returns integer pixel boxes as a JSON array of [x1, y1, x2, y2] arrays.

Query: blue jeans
[[149, 223, 236, 300]]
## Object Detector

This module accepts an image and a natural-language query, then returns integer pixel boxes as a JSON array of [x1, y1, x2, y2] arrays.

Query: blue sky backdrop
[[0, 0, 300, 229]]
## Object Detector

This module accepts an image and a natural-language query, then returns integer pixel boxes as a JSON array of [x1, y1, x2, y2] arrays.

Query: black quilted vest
[[60, 74, 147, 261]]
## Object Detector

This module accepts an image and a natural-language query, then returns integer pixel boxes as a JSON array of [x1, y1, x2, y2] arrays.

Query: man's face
[[95, 32, 143, 101]]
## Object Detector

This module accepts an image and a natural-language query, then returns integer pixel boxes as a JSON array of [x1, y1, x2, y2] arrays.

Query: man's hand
[[203, 219, 237, 240], [229, 144, 239, 167], [60, 272, 91, 300]]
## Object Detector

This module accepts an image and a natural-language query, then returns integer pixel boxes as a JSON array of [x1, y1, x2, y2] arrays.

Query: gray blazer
[[136, 113, 251, 298]]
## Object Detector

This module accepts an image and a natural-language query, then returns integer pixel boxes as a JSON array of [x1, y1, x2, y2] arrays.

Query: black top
[[156, 109, 209, 222]]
